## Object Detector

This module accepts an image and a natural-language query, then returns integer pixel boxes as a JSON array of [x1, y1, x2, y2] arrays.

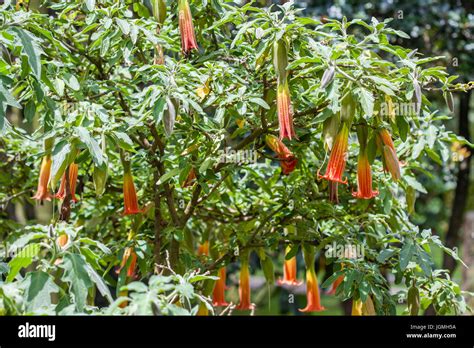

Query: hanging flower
[[379, 129, 401, 181], [277, 246, 302, 286], [197, 241, 209, 256], [273, 39, 296, 140], [55, 163, 79, 202], [123, 170, 142, 215], [236, 253, 254, 310], [277, 80, 296, 140], [352, 299, 363, 316], [326, 274, 344, 295], [352, 297, 376, 316], [352, 149, 379, 199], [32, 155, 53, 201], [265, 135, 298, 174], [299, 247, 325, 312], [213, 267, 229, 307], [119, 247, 138, 278], [318, 123, 349, 184], [178, 0, 198, 54]]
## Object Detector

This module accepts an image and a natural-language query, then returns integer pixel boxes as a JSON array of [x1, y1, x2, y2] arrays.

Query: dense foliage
[[0, 0, 471, 315]]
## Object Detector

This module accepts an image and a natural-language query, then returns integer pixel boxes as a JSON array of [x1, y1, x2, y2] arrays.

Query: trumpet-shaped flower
[[379, 129, 401, 181], [277, 246, 302, 286], [236, 256, 254, 310], [32, 155, 53, 201], [265, 135, 298, 174], [299, 247, 325, 312], [55, 163, 79, 202], [123, 170, 142, 215], [178, 0, 198, 54], [212, 267, 229, 307], [352, 150, 379, 199], [318, 123, 349, 184], [277, 81, 296, 140]]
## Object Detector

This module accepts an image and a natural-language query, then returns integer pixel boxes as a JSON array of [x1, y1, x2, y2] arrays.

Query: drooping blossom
[[123, 170, 142, 215], [178, 0, 198, 54], [277, 246, 302, 286], [212, 267, 229, 307], [265, 134, 298, 174], [379, 129, 401, 181], [277, 81, 296, 140], [119, 247, 138, 278], [299, 247, 325, 312], [32, 155, 53, 201], [55, 163, 79, 202], [236, 254, 254, 310], [318, 123, 349, 184], [273, 39, 296, 140], [352, 149, 379, 199]]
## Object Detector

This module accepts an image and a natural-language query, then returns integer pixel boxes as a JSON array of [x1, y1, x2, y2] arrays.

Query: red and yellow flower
[[123, 170, 142, 215], [32, 155, 53, 201], [212, 267, 229, 307], [299, 247, 325, 312], [236, 253, 254, 310], [265, 134, 298, 174], [277, 246, 302, 286], [353, 150, 379, 199], [119, 246, 138, 278], [379, 129, 401, 181], [318, 123, 349, 184], [178, 0, 198, 54], [55, 163, 79, 202]]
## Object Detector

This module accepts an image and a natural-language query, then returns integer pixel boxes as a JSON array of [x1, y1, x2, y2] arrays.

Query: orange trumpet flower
[[277, 246, 302, 286], [236, 254, 254, 310], [353, 150, 379, 199], [318, 123, 349, 184], [123, 170, 142, 215], [300, 247, 325, 312], [119, 246, 138, 278], [32, 155, 53, 201], [265, 135, 298, 174], [55, 163, 79, 202], [379, 129, 401, 181], [277, 81, 295, 140], [178, 0, 198, 54], [212, 267, 229, 307], [327, 274, 344, 295]]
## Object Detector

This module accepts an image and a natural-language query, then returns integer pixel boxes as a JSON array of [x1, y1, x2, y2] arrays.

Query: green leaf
[[7, 243, 41, 282], [354, 87, 374, 117], [399, 239, 415, 270], [10, 27, 42, 78], [153, 98, 166, 123], [76, 127, 104, 166], [64, 73, 80, 91], [112, 131, 135, 152], [249, 97, 270, 110], [157, 168, 180, 185], [84, 263, 113, 304], [260, 256, 274, 285], [0, 81, 22, 109], [404, 176, 427, 194], [60, 253, 93, 312], [23, 271, 59, 312]]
